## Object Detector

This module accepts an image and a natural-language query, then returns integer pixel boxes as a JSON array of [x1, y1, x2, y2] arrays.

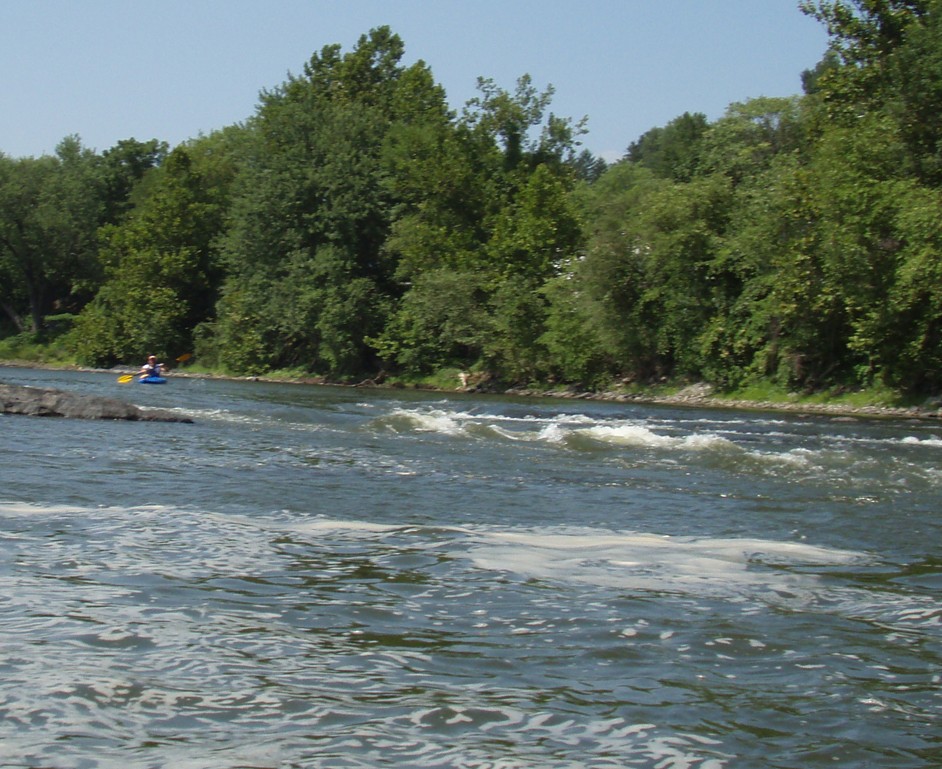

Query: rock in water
[[0, 383, 192, 423]]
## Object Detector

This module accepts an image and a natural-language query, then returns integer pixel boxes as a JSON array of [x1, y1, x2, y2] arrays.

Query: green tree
[[626, 111, 709, 182], [701, 153, 838, 388], [212, 27, 434, 376], [570, 162, 670, 379], [885, 0, 942, 182], [0, 154, 53, 332], [462, 75, 555, 171], [0, 137, 103, 335], [538, 273, 610, 386], [800, 1, 930, 71], [799, 0, 930, 120], [480, 165, 584, 380], [72, 140, 235, 365], [573, 155, 736, 383], [369, 267, 492, 374], [697, 97, 807, 183], [485, 164, 583, 285], [874, 181, 942, 390], [98, 138, 168, 224], [377, 74, 586, 382]]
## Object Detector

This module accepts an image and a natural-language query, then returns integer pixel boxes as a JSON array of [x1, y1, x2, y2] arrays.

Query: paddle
[[117, 354, 190, 383]]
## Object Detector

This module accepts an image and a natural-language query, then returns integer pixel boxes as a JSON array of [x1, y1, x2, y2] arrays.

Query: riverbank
[[3, 358, 941, 421], [504, 382, 942, 420]]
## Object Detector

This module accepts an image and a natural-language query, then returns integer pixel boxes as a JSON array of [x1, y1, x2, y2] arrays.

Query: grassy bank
[[0, 330, 75, 367], [1, 336, 939, 419]]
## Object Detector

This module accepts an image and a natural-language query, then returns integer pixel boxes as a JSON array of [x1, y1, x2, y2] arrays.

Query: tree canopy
[[2, 13, 942, 395]]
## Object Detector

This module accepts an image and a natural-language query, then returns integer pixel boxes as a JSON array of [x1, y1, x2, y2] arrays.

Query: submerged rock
[[0, 383, 192, 423]]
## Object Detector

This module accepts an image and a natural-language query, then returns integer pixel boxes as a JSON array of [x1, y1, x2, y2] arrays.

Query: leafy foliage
[[71, 140, 235, 365], [2, 13, 942, 396]]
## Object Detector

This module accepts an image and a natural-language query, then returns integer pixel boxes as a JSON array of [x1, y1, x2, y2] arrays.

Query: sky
[[1, 1, 831, 163]]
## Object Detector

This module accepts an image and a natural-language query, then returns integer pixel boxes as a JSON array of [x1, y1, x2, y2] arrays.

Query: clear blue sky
[[1, 1, 830, 162]]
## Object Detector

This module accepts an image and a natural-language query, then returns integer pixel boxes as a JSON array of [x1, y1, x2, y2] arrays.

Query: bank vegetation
[[2, 2, 941, 409]]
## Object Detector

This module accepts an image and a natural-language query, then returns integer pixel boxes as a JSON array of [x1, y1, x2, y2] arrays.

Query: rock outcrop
[[0, 383, 192, 423]]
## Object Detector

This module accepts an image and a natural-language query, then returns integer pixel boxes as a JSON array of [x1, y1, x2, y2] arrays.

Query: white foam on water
[[462, 527, 877, 616], [0, 500, 116, 517], [357, 406, 942, 490], [387, 407, 743, 454], [755, 447, 816, 468], [257, 513, 918, 627], [0, 499, 936, 768], [291, 518, 404, 536], [580, 423, 737, 453], [380, 406, 592, 441], [184, 407, 330, 435], [161, 406, 261, 423], [371, 407, 863, 478], [206, 511, 925, 626], [901, 435, 942, 447], [385, 407, 473, 436], [0, 501, 869, 595]]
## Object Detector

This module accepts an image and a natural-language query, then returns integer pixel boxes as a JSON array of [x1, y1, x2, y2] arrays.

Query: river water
[[1, 365, 939, 769]]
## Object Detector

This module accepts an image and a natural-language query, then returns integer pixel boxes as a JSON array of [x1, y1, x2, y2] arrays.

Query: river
[[1, 365, 939, 768]]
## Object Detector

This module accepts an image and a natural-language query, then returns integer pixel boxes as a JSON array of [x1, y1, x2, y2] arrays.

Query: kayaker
[[139, 355, 164, 379]]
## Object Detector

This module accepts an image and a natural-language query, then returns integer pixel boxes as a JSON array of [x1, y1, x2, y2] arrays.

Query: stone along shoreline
[[0, 383, 192, 423]]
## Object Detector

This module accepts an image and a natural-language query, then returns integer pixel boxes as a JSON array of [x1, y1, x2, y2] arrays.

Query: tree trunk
[[0, 299, 25, 332]]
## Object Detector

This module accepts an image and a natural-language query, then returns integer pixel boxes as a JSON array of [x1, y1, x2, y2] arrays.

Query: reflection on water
[[0, 366, 940, 768]]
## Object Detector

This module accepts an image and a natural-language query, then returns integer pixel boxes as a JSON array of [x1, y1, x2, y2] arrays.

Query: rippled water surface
[[1, 366, 940, 768]]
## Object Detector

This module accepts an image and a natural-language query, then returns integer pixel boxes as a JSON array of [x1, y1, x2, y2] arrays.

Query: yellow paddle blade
[[176, 353, 192, 363], [117, 374, 134, 384]]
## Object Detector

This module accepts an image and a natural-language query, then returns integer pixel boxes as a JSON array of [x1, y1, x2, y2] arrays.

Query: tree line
[[2, 2, 941, 394]]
